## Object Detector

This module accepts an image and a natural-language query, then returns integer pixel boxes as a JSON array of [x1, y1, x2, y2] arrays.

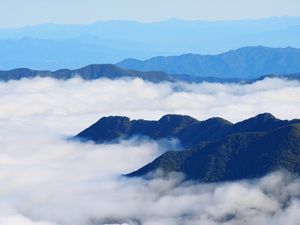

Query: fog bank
[[0, 77, 299, 225]]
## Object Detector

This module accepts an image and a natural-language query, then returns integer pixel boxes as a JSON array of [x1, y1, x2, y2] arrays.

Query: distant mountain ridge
[[0, 64, 248, 83], [75, 113, 300, 182], [0, 64, 179, 83], [1, 17, 300, 69], [0, 63, 299, 83], [117, 46, 300, 79]]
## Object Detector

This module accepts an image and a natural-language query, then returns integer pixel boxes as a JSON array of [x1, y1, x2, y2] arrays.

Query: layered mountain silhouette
[[76, 114, 232, 148], [0, 64, 181, 83], [1, 17, 300, 69], [0, 63, 299, 83], [118, 46, 300, 79], [76, 113, 300, 182]]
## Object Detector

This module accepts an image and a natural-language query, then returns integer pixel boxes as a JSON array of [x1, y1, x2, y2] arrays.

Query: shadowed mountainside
[[75, 113, 300, 182], [128, 123, 300, 182]]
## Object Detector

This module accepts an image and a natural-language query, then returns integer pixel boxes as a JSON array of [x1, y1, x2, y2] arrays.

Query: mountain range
[[75, 113, 300, 182], [0, 64, 178, 83], [1, 46, 300, 82], [0, 64, 238, 83], [118, 46, 300, 79], [0, 62, 299, 83], [1, 17, 300, 69]]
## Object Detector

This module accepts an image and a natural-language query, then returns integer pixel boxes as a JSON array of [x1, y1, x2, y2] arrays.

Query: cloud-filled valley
[[0, 77, 300, 225]]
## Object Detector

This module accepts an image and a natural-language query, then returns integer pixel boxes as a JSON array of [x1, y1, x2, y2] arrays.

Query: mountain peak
[[231, 113, 284, 133], [253, 112, 277, 121], [76, 116, 132, 143], [97, 115, 130, 123], [202, 117, 233, 126], [75, 113, 300, 147], [158, 114, 196, 123]]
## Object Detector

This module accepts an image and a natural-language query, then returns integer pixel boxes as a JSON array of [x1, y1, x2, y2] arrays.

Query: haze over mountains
[[76, 113, 300, 182], [1, 46, 300, 82], [0, 17, 300, 70], [0, 64, 179, 83], [0, 62, 299, 83], [2, 0, 300, 224], [118, 46, 300, 78]]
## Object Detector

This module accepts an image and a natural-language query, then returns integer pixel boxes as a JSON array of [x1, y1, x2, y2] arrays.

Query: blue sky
[[0, 0, 300, 28]]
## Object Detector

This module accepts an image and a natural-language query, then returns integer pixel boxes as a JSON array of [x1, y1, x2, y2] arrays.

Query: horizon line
[[0, 15, 299, 30]]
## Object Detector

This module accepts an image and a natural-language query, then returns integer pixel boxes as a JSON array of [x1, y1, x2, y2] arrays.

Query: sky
[[0, 0, 300, 28]]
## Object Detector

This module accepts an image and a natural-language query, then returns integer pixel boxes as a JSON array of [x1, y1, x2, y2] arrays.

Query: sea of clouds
[[0, 77, 300, 225]]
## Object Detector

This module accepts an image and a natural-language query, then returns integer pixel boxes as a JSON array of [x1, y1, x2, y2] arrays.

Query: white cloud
[[0, 77, 299, 225], [0, 214, 57, 225], [0, 77, 299, 135]]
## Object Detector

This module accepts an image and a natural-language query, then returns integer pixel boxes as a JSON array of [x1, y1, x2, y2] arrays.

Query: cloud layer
[[0, 77, 300, 225]]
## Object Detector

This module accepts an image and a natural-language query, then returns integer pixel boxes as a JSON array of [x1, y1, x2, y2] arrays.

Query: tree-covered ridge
[[128, 124, 300, 182], [76, 113, 300, 182]]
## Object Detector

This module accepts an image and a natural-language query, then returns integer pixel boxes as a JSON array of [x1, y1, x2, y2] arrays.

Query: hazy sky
[[0, 0, 299, 28]]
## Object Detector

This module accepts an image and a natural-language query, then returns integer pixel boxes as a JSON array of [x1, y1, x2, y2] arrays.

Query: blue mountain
[[0, 64, 180, 83], [0, 17, 300, 69], [117, 46, 300, 79], [0, 63, 299, 83]]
